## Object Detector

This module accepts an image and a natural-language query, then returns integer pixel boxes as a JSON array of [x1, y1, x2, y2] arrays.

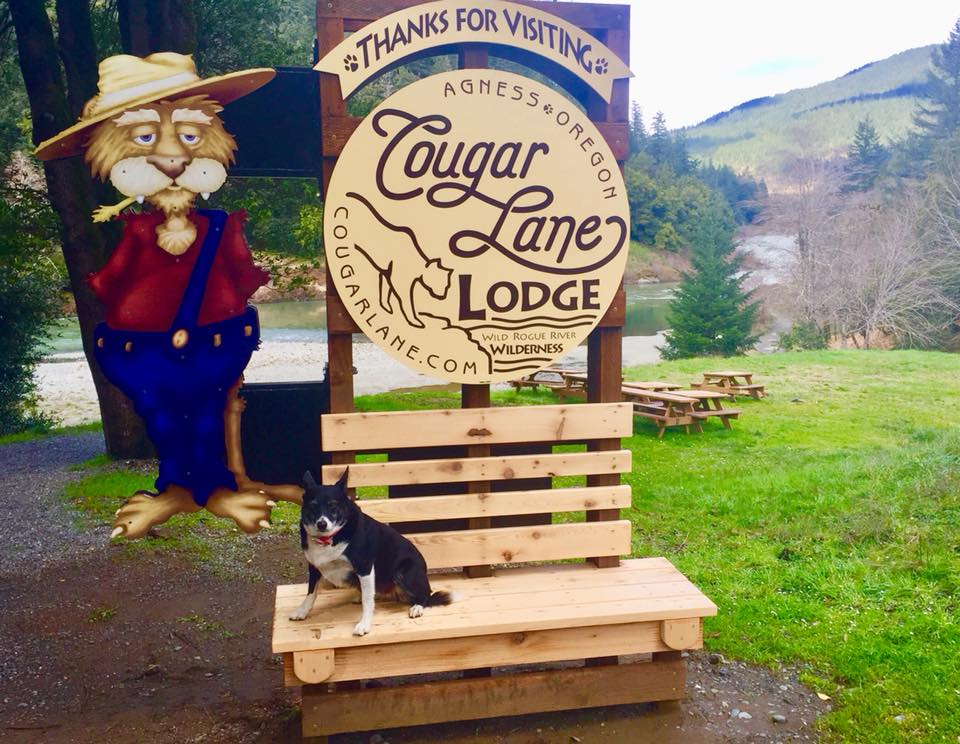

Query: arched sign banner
[[314, 0, 632, 102], [324, 68, 630, 384]]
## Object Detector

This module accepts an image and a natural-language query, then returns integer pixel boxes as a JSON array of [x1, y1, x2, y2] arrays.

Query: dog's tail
[[424, 590, 461, 607]]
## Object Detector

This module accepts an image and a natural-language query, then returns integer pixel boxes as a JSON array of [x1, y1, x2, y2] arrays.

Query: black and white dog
[[290, 469, 457, 635]]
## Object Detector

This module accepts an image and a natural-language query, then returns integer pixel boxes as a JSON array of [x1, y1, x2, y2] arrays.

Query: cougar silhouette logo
[[348, 192, 453, 328]]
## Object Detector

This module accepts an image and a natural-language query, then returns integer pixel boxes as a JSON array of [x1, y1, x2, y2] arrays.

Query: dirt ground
[[1, 436, 829, 743]]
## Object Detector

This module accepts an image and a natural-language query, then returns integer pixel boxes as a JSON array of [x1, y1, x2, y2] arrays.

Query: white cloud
[[585, 0, 960, 128]]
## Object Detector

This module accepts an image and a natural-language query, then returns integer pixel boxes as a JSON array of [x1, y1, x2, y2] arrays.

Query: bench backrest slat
[[321, 403, 632, 452], [408, 521, 631, 568], [357, 485, 631, 523], [320, 449, 631, 488]]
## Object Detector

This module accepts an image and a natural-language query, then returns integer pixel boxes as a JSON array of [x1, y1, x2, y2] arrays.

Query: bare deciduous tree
[[828, 196, 958, 348], [775, 152, 958, 348]]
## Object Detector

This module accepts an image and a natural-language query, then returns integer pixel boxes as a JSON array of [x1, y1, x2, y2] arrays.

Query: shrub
[[778, 321, 830, 351], [0, 187, 61, 435]]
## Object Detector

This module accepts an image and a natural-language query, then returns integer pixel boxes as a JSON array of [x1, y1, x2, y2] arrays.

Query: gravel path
[[0, 432, 107, 572]]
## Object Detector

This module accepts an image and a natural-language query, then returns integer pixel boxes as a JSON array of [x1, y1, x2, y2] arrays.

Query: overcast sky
[[599, 0, 960, 129]]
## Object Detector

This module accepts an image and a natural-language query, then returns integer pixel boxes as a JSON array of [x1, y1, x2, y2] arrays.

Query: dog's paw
[[408, 604, 424, 619], [288, 609, 309, 621], [353, 619, 371, 636]]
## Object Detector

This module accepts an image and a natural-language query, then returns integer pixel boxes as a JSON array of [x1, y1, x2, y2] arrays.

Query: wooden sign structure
[[276, 2, 715, 740]]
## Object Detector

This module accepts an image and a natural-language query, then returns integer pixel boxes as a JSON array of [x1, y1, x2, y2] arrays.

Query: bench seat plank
[[691, 409, 741, 419], [321, 449, 632, 487], [276, 557, 688, 600], [357, 485, 631, 523], [322, 403, 632, 451], [273, 558, 717, 653]]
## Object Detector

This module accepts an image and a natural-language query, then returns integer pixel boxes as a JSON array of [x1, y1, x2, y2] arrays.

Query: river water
[[35, 284, 676, 425]]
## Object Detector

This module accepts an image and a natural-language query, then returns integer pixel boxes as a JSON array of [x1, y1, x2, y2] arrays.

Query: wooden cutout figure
[[36, 53, 303, 538]]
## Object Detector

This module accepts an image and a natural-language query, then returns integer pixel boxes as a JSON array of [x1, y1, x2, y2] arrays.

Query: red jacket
[[88, 210, 270, 332]]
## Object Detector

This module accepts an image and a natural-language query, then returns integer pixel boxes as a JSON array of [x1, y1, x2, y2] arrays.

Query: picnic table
[[622, 380, 682, 392], [691, 370, 765, 399], [621, 387, 699, 438], [673, 389, 742, 429], [510, 367, 583, 393]]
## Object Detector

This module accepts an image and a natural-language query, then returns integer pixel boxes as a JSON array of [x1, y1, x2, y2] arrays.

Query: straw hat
[[35, 52, 275, 161]]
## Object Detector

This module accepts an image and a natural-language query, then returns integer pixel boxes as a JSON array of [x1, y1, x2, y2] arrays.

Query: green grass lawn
[[47, 350, 959, 742], [620, 351, 960, 743]]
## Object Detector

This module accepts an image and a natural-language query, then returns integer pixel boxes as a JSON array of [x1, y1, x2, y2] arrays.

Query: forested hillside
[[685, 45, 934, 182]]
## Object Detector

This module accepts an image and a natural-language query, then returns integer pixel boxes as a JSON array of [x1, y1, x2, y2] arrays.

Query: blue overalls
[[93, 210, 261, 506]]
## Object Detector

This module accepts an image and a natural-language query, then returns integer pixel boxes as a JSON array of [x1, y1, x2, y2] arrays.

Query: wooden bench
[[691, 408, 741, 429], [674, 390, 742, 430], [272, 403, 716, 740]]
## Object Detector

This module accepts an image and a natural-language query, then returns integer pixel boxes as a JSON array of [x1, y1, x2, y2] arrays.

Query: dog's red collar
[[313, 529, 340, 546]]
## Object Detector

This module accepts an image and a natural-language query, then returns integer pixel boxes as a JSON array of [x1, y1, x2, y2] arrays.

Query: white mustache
[[108, 156, 228, 200]]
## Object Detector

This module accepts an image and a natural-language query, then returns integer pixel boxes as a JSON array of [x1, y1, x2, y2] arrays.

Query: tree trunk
[[55, 0, 99, 119], [117, 0, 152, 55], [118, 0, 197, 55], [10, 0, 153, 458]]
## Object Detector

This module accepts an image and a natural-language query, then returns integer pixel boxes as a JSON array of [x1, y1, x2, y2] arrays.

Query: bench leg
[[656, 423, 666, 439], [721, 416, 732, 430]]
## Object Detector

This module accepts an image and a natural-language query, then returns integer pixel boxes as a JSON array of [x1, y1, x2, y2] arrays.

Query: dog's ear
[[335, 467, 349, 493], [302, 470, 317, 489]]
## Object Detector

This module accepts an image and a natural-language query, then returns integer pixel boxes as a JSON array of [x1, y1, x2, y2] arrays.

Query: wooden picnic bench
[[691, 371, 765, 400], [621, 386, 699, 438], [674, 390, 742, 430], [272, 403, 716, 740]]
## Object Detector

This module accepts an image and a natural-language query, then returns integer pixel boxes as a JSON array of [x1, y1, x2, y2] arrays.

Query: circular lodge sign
[[325, 69, 629, 383]]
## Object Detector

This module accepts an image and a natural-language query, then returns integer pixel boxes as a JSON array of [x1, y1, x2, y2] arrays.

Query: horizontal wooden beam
[[321, 116, 628, 162], [300, 655, 684, 736], [322, 403, 632, 451], [407, 519, 631, 569], [321, 448, 631, 488], [283, 618, 696, 685], [319, 0, 631, 31], [357, 484, 629, 523]]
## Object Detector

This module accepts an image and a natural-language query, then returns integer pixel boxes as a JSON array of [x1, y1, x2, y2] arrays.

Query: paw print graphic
[[543, 104, 554, 115], [343, 54, 359, 72], [594, 58, 609, 75]]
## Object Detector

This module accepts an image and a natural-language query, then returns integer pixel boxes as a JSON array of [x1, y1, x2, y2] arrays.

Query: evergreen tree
[[649, 111, 670, 166], [628, 101, 647, 155], [670, 130, 696, 176], [660, 214, 759, 359], [843, 116, 887, 191], [914, 18, 960, 142]]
